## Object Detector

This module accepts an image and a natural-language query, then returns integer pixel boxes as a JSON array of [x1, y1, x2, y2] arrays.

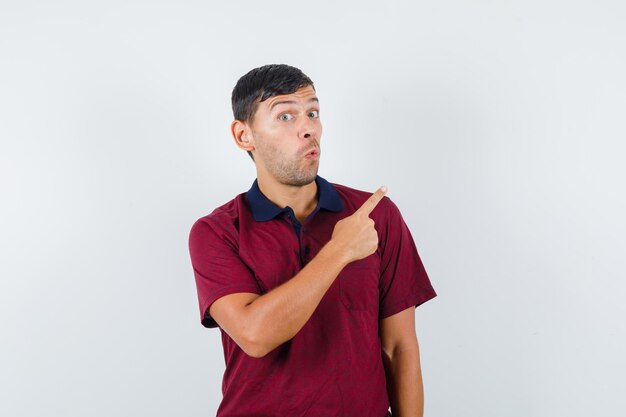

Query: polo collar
[[246, 174, 344, 222]]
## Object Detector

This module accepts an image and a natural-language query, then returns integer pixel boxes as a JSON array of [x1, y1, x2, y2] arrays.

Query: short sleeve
[[378, 198, 437, 320], [188, 218, 261, 328]]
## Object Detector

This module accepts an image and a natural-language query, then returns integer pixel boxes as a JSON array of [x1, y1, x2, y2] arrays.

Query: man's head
[[230, 64, 322, 186]]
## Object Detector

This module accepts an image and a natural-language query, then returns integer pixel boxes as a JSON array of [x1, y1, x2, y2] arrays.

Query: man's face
[[248, 85, 322, 186]]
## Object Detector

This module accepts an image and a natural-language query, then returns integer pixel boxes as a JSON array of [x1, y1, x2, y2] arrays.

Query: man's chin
[[290, 170, 318, 186]]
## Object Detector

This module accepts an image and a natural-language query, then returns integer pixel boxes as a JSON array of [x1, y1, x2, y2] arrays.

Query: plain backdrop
[[1, 1, 625, 416]]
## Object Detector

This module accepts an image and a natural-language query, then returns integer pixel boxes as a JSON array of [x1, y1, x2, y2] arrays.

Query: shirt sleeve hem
[[379, 286, 437, 320], [200, 285, 261, 328]]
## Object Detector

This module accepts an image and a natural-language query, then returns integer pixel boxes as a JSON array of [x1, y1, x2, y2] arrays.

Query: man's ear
[[231, 120, 254, 151]]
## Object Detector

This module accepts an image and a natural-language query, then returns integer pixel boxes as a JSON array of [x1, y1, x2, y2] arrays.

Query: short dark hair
[[231, 64, 315, 162]]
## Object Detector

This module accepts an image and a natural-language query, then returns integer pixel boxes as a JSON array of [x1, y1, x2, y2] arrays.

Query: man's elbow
[[240, 328, 272, 358], [234, 304, 283, 358]]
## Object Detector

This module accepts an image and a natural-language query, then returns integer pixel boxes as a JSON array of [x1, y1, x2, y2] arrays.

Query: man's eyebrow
[[270, 97, 319, 111]]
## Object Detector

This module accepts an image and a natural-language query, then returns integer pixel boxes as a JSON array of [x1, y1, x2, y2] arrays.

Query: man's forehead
[[263, 86, 318, 108]]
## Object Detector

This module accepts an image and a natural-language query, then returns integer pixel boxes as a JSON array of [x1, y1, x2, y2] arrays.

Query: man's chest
[[237, 216, 382, 313]]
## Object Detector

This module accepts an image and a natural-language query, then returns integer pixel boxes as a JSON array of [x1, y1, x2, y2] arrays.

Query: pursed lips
[[304, 148, 319, 157]]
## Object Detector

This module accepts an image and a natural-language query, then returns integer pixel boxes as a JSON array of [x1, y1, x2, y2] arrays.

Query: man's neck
[[256, 173, 319, 223]]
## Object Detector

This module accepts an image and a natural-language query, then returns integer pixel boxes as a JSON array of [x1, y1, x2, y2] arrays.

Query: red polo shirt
[[188, 174, 437, 417]]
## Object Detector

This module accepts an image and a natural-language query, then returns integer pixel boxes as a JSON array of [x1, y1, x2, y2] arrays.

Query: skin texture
[[216, 85, 426, 416]]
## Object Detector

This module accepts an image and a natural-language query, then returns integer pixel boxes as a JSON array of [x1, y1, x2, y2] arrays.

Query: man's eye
[[309, 110, 319, 118], [279, 114, 293, 121]]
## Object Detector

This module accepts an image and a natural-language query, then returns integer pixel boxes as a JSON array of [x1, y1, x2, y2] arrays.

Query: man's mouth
[[304, 148, 319, 159]]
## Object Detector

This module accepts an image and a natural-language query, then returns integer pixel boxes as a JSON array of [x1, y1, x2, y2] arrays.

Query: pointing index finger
[[357, 185, 388, 216]]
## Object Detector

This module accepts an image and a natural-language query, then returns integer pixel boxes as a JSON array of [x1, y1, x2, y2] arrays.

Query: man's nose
[[300, 117, 318, 139]]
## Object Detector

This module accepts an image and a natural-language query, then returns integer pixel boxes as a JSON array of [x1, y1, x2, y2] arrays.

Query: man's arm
[[380, 306, 425, 417], [209, 240, 349, 358], [209, 186, 388, 358]]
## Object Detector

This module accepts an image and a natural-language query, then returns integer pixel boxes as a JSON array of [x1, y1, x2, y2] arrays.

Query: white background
[[1, 1, 625, 416]]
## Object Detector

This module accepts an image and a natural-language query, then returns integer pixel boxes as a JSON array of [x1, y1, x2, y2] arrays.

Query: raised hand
[[329, 186, 387, 264]]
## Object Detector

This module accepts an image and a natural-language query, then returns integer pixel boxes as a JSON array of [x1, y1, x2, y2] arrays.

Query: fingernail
[[381, 185, 387, 193]]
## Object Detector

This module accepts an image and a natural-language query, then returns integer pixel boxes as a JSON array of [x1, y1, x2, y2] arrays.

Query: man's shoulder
[[329, 180, 395, 217], [189, 192, 247, 238], [329, 180, 379, 204]]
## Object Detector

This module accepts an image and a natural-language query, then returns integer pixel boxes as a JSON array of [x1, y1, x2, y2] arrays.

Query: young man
[[188, 64, 437, 417]]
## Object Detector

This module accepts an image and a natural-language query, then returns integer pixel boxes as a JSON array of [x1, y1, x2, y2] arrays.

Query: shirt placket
[[283, 207, 314, 267]]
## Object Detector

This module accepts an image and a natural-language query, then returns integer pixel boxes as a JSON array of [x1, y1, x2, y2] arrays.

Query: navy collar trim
[[245, 174, 344, 222]]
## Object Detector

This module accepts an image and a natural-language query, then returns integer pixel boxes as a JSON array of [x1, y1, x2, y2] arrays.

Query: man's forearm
[[382, 347, 424, 417], [244, 241, 349, 356]]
